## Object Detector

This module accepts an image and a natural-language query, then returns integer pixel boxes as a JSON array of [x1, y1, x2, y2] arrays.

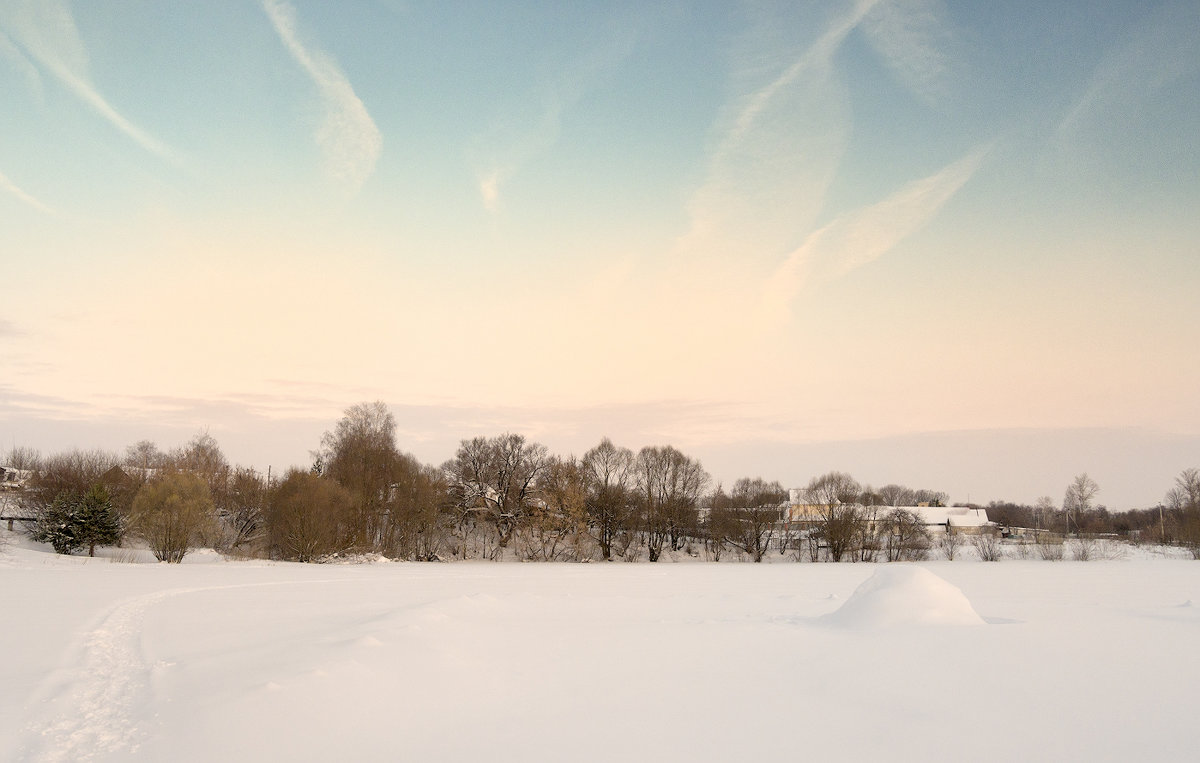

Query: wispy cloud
[[725, 0, 879, 148], [478, 171, 501, 213], [0, 167, 55, 215], [761, 145, 988, 321], [471, 21, 639, 212], [0, 0, 181, 163], [1055, 0, 1199, 142], [0, 27, 42, 100], [679, 0, 879, 262], [861, 0, 955, 103], [262, 0, 382, 196]]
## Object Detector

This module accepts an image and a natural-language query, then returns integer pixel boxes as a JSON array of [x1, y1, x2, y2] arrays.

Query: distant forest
[[3, 402, 1199, 563]]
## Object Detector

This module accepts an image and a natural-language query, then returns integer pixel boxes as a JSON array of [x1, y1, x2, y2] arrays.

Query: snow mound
[[823, 566, 984, 628]]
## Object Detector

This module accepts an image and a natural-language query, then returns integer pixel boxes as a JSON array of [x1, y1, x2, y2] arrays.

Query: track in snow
[[15, 587, 202, 761], [13, 580, 343, 762]]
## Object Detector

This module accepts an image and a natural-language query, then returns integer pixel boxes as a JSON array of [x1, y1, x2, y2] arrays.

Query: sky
[[1, 0, 1198, 509]]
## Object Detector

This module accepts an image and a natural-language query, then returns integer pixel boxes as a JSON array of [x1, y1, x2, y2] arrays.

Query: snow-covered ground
[[2, 531, 1197, 762]]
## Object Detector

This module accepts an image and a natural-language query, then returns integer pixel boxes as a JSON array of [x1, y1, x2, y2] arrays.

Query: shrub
[[938, 531, 963, 561], [1071, 537, 1097, 561], [130, 472, 215, 563], [267, 471, 353, 562], [1036, 539, 1064, 561], [972, 533, 1003, 562]]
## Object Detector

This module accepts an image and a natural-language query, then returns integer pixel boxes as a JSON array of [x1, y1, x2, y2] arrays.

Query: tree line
[[981, 469, 1200, 551], [3, 402, 1199, 563]]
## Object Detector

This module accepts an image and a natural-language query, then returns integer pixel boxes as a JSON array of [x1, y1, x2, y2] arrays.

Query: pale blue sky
[[2, 0, 1198, 508]]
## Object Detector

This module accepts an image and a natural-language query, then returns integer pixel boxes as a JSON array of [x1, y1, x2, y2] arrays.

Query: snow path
[[22, 587, 204, 761], [13, 580, 343, 762]]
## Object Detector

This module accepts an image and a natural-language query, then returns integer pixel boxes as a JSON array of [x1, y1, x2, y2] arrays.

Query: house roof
[[905, 505, 991, 527], [783, 501, 992, 527]]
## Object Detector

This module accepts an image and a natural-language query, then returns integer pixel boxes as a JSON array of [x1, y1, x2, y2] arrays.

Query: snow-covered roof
[[905, 505, 991, 528], [783, 502, 992, 527], [0, 466, 33, 487]]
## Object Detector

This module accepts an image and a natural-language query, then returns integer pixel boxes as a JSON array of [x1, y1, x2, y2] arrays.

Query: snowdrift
[[822, 565, 985, 627]]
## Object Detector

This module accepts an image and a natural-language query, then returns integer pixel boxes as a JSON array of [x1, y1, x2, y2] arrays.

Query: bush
[[938, 531, 963, 561], [267, 471, 353, 562], [1070, 538, 1127, 561], [130, 472, 215, 563], [1071, 537, 1096, 561], [1036, 539, 1064, 561], [972, 533, 1003, 562]]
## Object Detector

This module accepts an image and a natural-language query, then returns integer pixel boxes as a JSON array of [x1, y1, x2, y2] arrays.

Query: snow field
[[2, 535, 1198, 761]]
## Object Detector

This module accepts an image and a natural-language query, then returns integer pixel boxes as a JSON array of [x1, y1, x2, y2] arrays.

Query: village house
[[782, 491, 994, 536]]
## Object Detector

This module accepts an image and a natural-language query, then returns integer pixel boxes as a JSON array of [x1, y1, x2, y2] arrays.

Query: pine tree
[[77, 485, 122, 557], [30, 492, 84, 555], [30, 486, 122, 556]]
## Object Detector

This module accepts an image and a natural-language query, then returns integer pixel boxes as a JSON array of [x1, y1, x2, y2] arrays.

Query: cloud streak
[[762, 145, 988, 321], [471, 21, 639, 212], [0, 168, 55, 214], [1055, 0, 1200, 142], [262, 0, 382, 196], [0, 0, 180, 163], [0, 27, 43, 99], [679, 1, 880, 262]]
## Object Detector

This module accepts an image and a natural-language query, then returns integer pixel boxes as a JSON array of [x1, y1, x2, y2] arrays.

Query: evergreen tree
[[30, 492, 84, 555], [76, 485, 122, 557], [30, 486, 122, 556]]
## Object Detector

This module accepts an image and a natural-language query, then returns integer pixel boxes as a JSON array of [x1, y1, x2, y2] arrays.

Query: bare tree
[[1166, 468, 1200, 556], [385, 454, 449, 561], [878, 484, 916, 507], [1063, 473, 1099, 536], [28, 449, 120, 511], [803, 472, 862, 562], [632, 446, 708, 562], [3, 446, 42, 471], [726, 478, 787, 562], [912, 489, 949, 507], [1032, 496, 1056, 539], [170, 432, 228, 477], [581, 438, 635, 560], [318, 402, 402, 552], [855, 487, 884, 562], [169, 432, 231, 548], [519, 456, 588, 561], [704, 484, 734, 561], [124, 440, 167, 471], [881, 508, 931, 561], [219, 467, 268, 554], [444, 433, 550, 555], [1167, 468, 1200, 507]]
